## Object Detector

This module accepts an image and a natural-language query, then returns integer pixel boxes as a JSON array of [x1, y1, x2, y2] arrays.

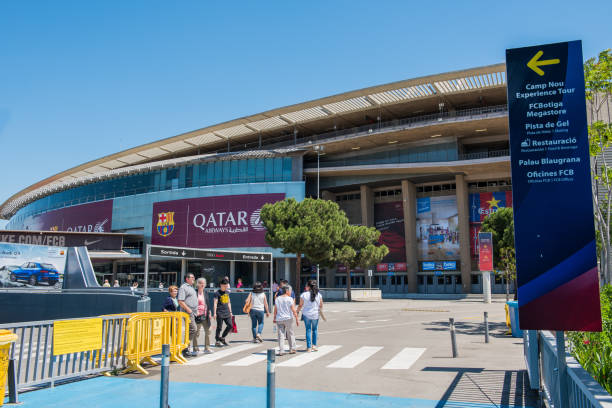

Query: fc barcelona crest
[[157, 212, 175, 237]]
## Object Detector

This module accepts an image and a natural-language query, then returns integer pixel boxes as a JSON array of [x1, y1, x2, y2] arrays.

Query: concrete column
[[401, 180, 418, 293], [252, 262, 257, 286], [482, 271, 492, 304], [284, 258, 290, 281], [112, 261, 118, 283], [230, 260, 236, 286], [455, 174, 472, 293], [180, 259, 187, 284], [321, 190, 335, 201], [360, 185, 374, 227]]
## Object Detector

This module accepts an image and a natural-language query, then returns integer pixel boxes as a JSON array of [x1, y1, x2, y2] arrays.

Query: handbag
[[232, 316, 238, 333], [195, 314, 205, 324], [243, 295, 252, 314]]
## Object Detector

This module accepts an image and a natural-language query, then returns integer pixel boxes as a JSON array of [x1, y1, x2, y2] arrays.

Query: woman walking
[[244, 282, 269, 343], [297, 280, 323, 352], [273, 286, 299, 355], [194, 278, 213, 354], [162, 285, 179, 312]]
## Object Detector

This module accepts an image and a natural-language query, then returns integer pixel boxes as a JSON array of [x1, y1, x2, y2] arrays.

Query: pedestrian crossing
[[185, 344, 426, 370]]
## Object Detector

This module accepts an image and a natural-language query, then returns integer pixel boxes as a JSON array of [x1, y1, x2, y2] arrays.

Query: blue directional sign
[[506, 40, 601, 331]]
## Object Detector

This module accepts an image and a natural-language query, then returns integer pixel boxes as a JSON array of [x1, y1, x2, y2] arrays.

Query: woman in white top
[[244, 281, 270, 343], [297, 280, 323, 352], [273, 286, 299, 355]]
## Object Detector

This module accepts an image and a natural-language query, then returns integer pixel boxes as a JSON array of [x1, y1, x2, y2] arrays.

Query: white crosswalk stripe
[[326, 346, 383, 368], [223, 345, 304, 367], [185, 343, 260, 366], [277, 345, 341, 367], [381, 347, 426, 370]]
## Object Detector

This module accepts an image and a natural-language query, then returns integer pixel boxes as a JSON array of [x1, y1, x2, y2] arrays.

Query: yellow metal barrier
[[0, 330, 18, 407], [120, 312, 190, 375], [504, 303, 512, 335]]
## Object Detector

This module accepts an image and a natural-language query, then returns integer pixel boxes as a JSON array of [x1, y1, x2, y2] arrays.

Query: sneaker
[[204, 348, 213, 354], [256, 334, 263, 343], [277, 352, 284, 356], [220, 338, 229, 346], [312, 345, 318, 352], [307, 348, 312, 353], [253, 339, 258, 343], [215, 341, 223, 347], [289, 349, 297, 354]]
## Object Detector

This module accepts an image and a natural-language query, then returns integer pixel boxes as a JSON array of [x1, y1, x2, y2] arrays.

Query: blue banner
[[507, 40, 601, 331]]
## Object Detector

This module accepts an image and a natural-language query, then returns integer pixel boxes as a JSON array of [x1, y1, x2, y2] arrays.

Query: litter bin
[[506, 301, 523, 338], [0, 329, 18, 406]]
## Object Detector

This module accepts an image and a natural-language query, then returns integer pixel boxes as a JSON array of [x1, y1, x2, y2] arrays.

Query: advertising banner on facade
[[374, 201, 406, 263], [478, 232, 493, 271], [22, 200, 113, 233], [151, 194, 285, 248], [416, 196, 459, 260], [0, 231, 123, 251], [469, 191, 513, 258], [507, 40, 600, 331], [0, 242, 67, 287]]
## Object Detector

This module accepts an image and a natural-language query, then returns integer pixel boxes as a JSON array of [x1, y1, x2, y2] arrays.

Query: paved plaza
[[14, 298, 537, 407]]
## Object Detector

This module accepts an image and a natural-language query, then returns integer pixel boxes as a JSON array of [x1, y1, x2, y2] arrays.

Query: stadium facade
[[1, 63, 515, 295]]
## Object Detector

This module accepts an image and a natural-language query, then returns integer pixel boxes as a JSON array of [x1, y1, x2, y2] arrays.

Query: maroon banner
[[478, 232, 494, 271], [23, 200, 113, 233], [151, 194, 285, 248], [374, 201, 406, 263]]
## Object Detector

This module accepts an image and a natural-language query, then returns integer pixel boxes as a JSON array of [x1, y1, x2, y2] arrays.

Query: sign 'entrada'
[[151, 194, 285, 248], [507, 40, 601, 331]]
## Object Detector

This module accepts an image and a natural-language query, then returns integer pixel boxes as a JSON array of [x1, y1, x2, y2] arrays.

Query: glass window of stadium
[[12, 156, 297, 222]]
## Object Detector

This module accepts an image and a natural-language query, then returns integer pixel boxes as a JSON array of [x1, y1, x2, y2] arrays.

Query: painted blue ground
[[8, 377, 535, 408]]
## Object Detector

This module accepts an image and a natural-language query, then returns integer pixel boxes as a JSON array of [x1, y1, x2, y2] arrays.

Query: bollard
[[484, 311, 490, 344], [267, 349, 276, 408], [8, 359, 19, 404], [449, 318, 458, 358], [160, 344, 170, 408]]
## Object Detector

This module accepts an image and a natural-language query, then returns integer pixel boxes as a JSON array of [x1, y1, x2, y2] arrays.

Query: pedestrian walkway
[[11, 376, 537, 408], [183, 343, 427, 370]]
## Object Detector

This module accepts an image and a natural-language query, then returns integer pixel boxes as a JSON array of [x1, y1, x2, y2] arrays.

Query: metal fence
[[0, 314, 130, 391], [523, 330, 612, 407]]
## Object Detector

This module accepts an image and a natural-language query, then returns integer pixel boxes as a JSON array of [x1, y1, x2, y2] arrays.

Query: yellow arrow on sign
[[527, 50, 560, 76]]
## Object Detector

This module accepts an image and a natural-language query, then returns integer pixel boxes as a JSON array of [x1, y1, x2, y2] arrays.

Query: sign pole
[[269, 255, 274, 312], [144, 244, 150, 297]]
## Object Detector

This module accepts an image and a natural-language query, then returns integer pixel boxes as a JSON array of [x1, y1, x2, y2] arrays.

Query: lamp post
[[313, 145, 324, 199], [313, 145, 325, 288]]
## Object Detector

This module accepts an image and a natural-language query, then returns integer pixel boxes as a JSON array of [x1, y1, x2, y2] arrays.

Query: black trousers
[[215, 316, 232, 341]]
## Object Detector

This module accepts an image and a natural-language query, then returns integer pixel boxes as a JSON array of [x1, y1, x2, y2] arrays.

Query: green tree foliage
[[332, 225, 388, 301], [586, 49, 612, 285], [260, 198, 349, 296], [568, 284, 612, 393], [480, 207, 515, 269]]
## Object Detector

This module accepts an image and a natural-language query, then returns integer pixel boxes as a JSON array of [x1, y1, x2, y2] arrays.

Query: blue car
[[9, 262, 60, 286]]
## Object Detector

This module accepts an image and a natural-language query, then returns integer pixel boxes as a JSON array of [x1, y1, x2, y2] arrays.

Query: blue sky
[[0, 0, 610, 227]]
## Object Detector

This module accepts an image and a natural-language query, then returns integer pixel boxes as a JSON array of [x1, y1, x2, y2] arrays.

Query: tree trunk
[[295, 252, 301, 300], [607, 244, 612, 286], [346, 267, 352, 302], [505, 270, 510, 302]]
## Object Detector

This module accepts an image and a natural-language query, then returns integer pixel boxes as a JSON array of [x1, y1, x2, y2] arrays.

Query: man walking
[[177, 273, 198, 357]]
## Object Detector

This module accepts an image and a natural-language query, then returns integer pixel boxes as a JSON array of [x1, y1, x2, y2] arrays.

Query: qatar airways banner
[[151, 194, 285, 248], [22, 200, 113, 233]]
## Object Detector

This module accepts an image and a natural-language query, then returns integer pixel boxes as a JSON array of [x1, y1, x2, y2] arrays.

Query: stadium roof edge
[[2, 62, 506, 216]]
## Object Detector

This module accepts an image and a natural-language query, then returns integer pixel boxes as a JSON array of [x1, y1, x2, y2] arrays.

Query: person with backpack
[[243, 281, 269, 343]]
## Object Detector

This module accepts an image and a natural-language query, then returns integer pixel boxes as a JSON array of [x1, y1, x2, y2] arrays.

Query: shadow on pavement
[[422, 367, 538, 407], [423, 320, 509, 338]]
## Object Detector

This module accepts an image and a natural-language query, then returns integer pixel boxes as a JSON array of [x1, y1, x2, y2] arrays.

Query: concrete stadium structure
[[1, 63, 515, 295]]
